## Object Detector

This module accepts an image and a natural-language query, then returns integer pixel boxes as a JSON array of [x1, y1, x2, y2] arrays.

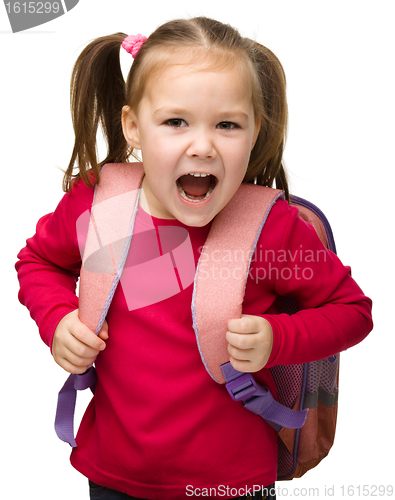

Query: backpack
[[55, 163, 339, 481]]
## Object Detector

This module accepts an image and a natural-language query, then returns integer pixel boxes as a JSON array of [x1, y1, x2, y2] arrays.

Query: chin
[[176, 211, 214, 228]]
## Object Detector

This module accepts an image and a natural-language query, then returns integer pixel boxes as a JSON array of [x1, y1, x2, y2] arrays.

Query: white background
[[1, 1, 393, 498]]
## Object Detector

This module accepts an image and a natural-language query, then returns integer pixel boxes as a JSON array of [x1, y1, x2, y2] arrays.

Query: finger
[[64, 348, 97, 369], [228, 346, 265, 373], [53, 353, 93, 375], [229, 357, 256, 374], [64, 333, 103, 360], [227, 343, 254, 362], [98, 320, 109, 340], [226, 330, 257, 350], [227, 315, 259, 335], [71, 322, 106, 351]]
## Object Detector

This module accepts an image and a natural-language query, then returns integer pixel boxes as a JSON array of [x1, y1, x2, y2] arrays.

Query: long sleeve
[[244, 199, 373, 367], [15, 179, 93, 349]]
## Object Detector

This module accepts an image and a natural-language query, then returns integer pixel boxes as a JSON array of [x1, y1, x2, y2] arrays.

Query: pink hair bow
[[122, 34, 147, 58]]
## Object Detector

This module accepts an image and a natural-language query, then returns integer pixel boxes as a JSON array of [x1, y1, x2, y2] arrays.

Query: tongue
[[178, 175, 212, 197]]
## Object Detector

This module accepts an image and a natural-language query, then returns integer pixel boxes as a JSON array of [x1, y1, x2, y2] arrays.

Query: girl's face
[[122, 63, 260, 227]]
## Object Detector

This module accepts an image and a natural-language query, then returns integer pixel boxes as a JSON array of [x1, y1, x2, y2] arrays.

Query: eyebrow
[[153, 107, 190, 118]]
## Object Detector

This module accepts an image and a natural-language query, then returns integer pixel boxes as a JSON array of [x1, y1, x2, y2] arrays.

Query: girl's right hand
[[52, 310, 108, 374]]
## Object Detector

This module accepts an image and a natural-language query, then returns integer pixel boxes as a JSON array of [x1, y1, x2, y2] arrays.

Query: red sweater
[[16, 177, 372, 499]]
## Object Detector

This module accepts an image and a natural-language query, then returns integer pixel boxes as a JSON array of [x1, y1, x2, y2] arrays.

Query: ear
[[122, 105, 141, 149]]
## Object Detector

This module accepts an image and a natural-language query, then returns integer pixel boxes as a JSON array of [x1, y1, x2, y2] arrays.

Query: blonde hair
[[63, 17, 289, 199]]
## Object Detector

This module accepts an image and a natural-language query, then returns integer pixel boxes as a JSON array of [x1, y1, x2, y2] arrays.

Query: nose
[[186, 129, 217, 160]]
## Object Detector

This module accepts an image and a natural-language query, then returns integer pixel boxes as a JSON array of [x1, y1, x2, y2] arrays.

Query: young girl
[[16, 16, 373, 500]]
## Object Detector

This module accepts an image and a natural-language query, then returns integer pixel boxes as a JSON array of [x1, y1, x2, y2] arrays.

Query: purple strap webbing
[[54, 368, 97, 447], [221, 362, 308, 431]]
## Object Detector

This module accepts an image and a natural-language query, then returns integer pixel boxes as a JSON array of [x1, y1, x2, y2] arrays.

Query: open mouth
[[176, 172, 217, 203]]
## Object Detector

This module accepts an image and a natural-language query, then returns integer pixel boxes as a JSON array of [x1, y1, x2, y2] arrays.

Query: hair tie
[[122, 34, 147, 58]]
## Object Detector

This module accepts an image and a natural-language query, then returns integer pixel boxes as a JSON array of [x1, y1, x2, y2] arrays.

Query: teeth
[[188, 172, 209, 177]]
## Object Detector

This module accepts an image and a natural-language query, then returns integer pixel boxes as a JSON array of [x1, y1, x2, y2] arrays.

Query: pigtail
[[63, 33, 131, 192], [244, 41, 290, 201]]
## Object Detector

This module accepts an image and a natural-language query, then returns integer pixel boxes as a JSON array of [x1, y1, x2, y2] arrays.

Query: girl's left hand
[[226, 314, 273, 373]]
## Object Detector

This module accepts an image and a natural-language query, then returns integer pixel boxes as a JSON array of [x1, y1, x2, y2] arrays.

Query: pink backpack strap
[[192, 184, 309, 432], [79, 162, 144, 333], [192, 183, 283, 384], [55, 162, 144, 447]]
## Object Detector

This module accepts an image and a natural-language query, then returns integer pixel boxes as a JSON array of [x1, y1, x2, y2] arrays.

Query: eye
[[165, 119, 187, 128], [217, 121, 238, 130]]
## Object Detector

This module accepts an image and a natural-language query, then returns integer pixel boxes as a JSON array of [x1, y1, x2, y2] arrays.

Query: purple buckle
[[225, 373, 258, 401]]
